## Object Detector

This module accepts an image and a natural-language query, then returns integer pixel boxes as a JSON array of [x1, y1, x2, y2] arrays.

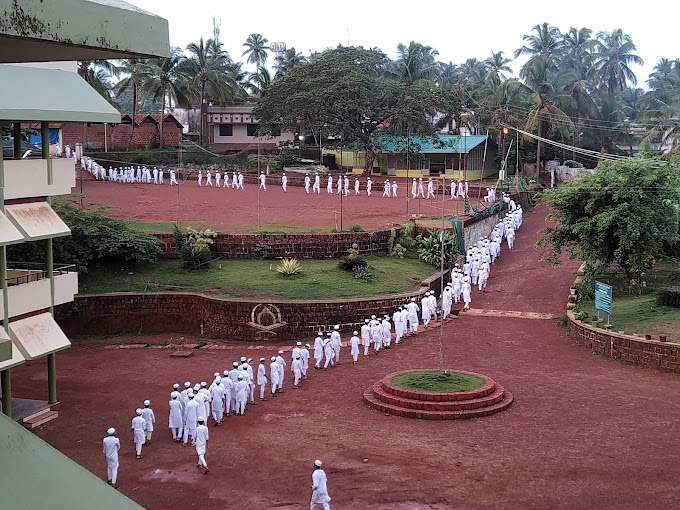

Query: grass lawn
[[127, 220, 339, 234], [391, 370, 485, 393], [79, 256, 437, 300]]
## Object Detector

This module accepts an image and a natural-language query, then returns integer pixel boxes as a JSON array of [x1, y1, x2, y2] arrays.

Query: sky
[[129, 0, 676, 88]]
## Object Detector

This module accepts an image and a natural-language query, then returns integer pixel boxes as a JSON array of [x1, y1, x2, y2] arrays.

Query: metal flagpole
[[439, 172, 447, 373]]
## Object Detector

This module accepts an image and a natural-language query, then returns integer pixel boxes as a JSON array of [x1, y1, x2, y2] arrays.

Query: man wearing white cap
[[183, 393, 200, 446], [462, 276, 472, 311], [169, 392, 183, 441], [370, 318, 382, 354], [270, 356, 280, 397], [180, 381, 192, 410], [292, 342, 303, 365], [331, 325, 342, 365], [131, 409, 146, 459], [292, 355, 303, 388], [393, 307, 403, 344], [422, 291, 432, 327], [310, 460, 331, 510], [381, 315, 392, 349], [442, 284, 453, 319], [314, 332, 324, 369], [243, 359, 257, 405], [228, 362, 240, 412], [257, 358, 268, 401], [210, 379, 225, 425], [301, 344, 310, 379], [399, 304, 409, 341], [195, 417, 209, 474], [200, 382, 211, 420], [222, 370, 233, 416], [407, 297, 420, 334], [140, 400, 155, 445], [275, 350, 286, 391], [360, 319, 371, 358], [234, 374, 249, 416], [282, 172, 288, 192], [350, 331, 360, 363], [193, 384, 207, 427], [259, 171, 266, 190], [103, 428, 120, 488], [323, 334, 335, 370]]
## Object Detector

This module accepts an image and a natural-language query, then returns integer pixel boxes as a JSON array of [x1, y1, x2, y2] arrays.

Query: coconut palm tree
[[640, 59, 680, 152], [78, 60, 118, 104], [515, 23, 564, 79], [115, 59, 148, 149], [392, 41, 441, 85], [592, 29, 644, 97], [560, 27, 596, 80], [241, 33, 269, 71], [245, 67, 272, 98], [274, 48, 307, 78], [138, 47, 189, 147], [484, 51, 513, 81]]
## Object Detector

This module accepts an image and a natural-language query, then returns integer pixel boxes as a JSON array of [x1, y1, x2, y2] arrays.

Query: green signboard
[[595, 281, 612, 315]]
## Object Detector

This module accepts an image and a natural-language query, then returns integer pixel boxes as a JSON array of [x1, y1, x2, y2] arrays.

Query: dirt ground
[[13, 207, 680, 509], [74, 172, 480, 230]]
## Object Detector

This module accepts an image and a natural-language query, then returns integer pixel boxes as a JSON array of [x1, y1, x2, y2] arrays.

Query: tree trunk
[[535, 120, 543, 179], [364, 148, 375, 175], [159, 85, 165, 148], [127, 84, 138, 151], [199, 80, 206, 146]]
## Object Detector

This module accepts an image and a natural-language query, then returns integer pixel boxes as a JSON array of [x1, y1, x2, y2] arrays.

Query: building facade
[[204, 105, 295, 151]]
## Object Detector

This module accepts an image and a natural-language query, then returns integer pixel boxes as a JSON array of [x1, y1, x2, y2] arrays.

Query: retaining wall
[[56, 270, 448, 342]]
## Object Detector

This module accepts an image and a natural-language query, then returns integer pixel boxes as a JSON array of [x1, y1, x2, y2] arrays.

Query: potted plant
[[660, 334, 667, 343], [644, 334, 652, 340]]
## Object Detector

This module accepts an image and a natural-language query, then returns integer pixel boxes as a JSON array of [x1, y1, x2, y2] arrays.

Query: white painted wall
[[3, 159, 75, 200], [0, 271, 78, 320]]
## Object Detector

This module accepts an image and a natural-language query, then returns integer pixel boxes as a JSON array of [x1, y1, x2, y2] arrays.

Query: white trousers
[[315, 356, 323, 368], [294, 371, 302, 386], [212, 408, 223, 423], [135, 442, 143, 455], [310, 502, 331, 510], [235, 399, 246, 415], [352, 353, 358, 362], [198, 453, 207, 468], [145, 430, 152, 441], [260, 384, 266, 399], [409, 318, 418, 333], [183, 427, 195, 444], [324, 353, 334, 369], [363, 343, 370, 356], [171, 427, 180, 440], [106, 459, 118, 484]]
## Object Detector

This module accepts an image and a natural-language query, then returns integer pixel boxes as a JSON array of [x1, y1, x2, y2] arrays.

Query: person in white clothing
[[210, 380, 225, 424], [422, 291, 432, 327], [407, 297, 420, 333], [382, 180, 391, 197], [417, 178, 425, 198], [360, 319, 371, 357], [140, 400, 155, 445], [392, 308, 403, 344], [292, 355, 303, 388], [305, 173, 311, 193], [153, 167, 159, 184], [221, 371, 233, 416], [337, 174, 343, 195], [103, 428, 120, 488], [354, 177, 360, 195], [411, 178, 418, 198], [215, 171, 221, 188], [65, 144, 71, 159], [301, 344, 310, 378], [205, 171, 213, 186], [194, 417, 209, 474], [344, 175, 350, 196], [170, 169, 178, 185], [382, 316, 392, 348], [427, 178, 435, 199], [238, 172, 244, 189], [281, 172, 288, 192], [392, 180, 398, 198], [275, 350, 286, 390], [257, 358, 268, 400], [313, 332, 324, 369], [131, 409, 146, 459], [327, 175, 333, 194], [450, 180, 456, 199], [342, 333, 356, 367], [370, 318, 382, 354], [331, 325, 342, 365], [183, 393, 200, 446], [462, 276, 472, 311], [323, 334, 335, 369], [366, 177, 372, 196], [259, 171, 266, 190], [159, 168, 164, 184], [457, 180, 465, 198], [199, 382, 211, 420], [234, 374, 248, 415], [270, 357, 280, 397], [310, 460, 331, 510], [168, 392, 183, 441], [313, 173, 321, 193], [197, 170, 203, 186]]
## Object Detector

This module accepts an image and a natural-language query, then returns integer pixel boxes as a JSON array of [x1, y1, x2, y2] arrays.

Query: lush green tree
[[274, 47, 307, 78], [245, 67, 272, 98], [537, 155, 680, 282], [515, 23, 564, 78], [115, 59, 148, 149], [592, 29, 643, 97], [241, 33, 269, 71], [254, 46, 456, 174], [640, 59, 680, 152], [391, 41, 441, 85], [484, 51, 513, 81]]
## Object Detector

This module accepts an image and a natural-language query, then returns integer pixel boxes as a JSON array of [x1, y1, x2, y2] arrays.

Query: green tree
[[640, 59, 680, 153], [537, 155, 680, 282], [484, 51, 513, 81], [241, 33, 269, 71], [115, 59, 147, 149], [515, 23, 564, 78], [245, 67, 272, 98], [592, 29, 643, 97], [274, 47, 307, 78], [391, 41, 441, 85]]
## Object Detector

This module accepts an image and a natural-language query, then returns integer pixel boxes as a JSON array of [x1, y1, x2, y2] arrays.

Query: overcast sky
[[130, 0, 675, 88]]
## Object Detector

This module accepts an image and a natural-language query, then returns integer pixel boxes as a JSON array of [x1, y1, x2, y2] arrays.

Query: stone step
[[23, 410, 59, 429], [380, 371, 496, 402], [363, 388, 513, 420], [371, 381, 506, 411]]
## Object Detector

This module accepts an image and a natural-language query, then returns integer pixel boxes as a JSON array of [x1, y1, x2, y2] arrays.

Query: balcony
[[3, 158, 76, 200], [0, 263, 78, 320]]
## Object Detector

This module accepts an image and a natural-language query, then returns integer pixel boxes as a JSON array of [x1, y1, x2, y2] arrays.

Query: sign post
[[594, 281, 612, 325]]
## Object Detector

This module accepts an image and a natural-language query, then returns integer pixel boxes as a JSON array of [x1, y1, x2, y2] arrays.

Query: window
[[272, 124, 282, 137], [218, 123, 233, 136], [246, 123, 260, 137]]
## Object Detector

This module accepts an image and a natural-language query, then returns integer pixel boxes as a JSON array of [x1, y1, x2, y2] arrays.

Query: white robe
[[131, 416, 146, 445], [168, 400, 183, 428], [311, 469, 331, 504]]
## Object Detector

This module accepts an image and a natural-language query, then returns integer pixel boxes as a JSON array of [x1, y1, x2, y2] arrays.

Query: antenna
[[212, 17, 221, 42]]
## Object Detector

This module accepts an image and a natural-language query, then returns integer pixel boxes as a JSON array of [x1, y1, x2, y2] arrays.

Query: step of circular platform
[[363, 371, 513, 420]]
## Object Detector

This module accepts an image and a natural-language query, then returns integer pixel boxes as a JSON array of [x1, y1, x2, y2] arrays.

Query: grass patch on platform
[[391, 370, 485, 393], [79, 256, 435, 300], [127, 220, 206, 233], [127, 221, 343, 234]]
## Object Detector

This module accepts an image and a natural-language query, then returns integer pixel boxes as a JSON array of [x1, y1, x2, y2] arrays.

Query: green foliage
[[173, 224, 217, 270], [656, 287, 680, 307], [562, 159, 585, 168], [537, 155, 680, 282], [575, 309, 590, 322], [390, 370, 485, 393], [574, 273, 597, 300], [397, 222, 417, 250], [387, 227, 406, 258], [554, 314, 568, 327], [348, 224, 364, 232], [254, 243, 272, 258], [352, 264, 373, 280], [417, 229, 458, 267], [6, 198, 161, 272], [277, 258, 302, 276], [337, 242, 367, 271]]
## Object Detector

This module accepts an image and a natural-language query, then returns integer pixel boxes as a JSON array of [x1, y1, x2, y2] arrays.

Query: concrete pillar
[[1, 369, 10, 417]]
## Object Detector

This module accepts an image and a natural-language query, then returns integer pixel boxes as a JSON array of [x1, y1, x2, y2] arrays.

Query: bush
[[254, 243, 272, 258], [397, 222, 417, 250], [348, 224, 364, 232], [6, 197, 161, 272], [417, 229, 458, 267], [656, 287, 680, 307], [563, 159, 585, 168], [277, 258, 302, 276], [574, 273, 596, 300], [352, 264, 373, 280], [174, 224, 217, 270], [337, 242, 367, 271]]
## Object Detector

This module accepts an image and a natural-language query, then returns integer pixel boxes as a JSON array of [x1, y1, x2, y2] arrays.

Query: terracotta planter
[[660, 334, 667, 343], [568, 295, 576, 303], [644, 334, 652, 340]]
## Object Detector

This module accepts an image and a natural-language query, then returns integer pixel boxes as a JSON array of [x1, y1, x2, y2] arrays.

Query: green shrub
[[174, 224, 217, 270], [563, 159, 585, 168], [574, 273, 596, 300], [254, 243, 272, 258], [6, 197, 161, 272], [417, 229, 458, 267], [352, 264, 373, 280], [397, 222, 417, 250], [348, 224, 364, 232], [337, 242, 367, 271], [656, 287, 680, 307], [277, 258, 302, 276], [390, 243, 406, 258]]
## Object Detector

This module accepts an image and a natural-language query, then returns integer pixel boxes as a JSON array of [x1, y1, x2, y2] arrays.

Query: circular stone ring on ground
[[363, 370, 513, 420]]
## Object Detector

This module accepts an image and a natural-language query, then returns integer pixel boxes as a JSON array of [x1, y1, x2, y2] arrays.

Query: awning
[[0, 65, 121, 123], [5, 202, 71, 241], [9, 312, 71, 360], [0, 327, 24, 369], [0, 209, 25, 246], [0, 0, 170, 63]]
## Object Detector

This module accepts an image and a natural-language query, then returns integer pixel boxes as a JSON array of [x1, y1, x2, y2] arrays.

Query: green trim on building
[[373, 135, 487, 154]]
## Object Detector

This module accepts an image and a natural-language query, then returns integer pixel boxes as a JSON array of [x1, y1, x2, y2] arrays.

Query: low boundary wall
[[56, 270, 449, 342]]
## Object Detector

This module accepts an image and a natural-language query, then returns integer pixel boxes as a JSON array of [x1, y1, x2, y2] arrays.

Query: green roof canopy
[[0, 0, 169, 62], [0, 65, 120, 123], [0, 412, 143, 509], [374, 135, 488, 154]]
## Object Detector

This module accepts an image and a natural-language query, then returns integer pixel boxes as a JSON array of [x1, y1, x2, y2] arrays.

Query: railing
[[5, 263, 77, 287]]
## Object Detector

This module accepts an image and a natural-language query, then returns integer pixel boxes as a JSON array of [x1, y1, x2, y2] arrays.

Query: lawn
[[79, 256, 437, 300], [127, 220, 339, 234], [390, 370, 485, 393]]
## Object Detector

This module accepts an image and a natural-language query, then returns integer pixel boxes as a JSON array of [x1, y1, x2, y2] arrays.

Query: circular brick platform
[[363, 370, 513, 420]]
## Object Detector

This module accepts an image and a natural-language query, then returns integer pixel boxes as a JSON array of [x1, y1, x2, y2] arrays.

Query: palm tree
[[592, 29, 644, 97], [241, 33, 269, 71], [560, 27, 596, 80], [484, 51, 513, 81], [138, 47, 188, 147], [478, 76, 528, 160], [180, 37, 238, 145], [515, 23, 564, 79], [392, 41, 441, 85], [274, 48, 307, 78], [115, 59, 148, 149], [78, 60, 118, 104], [640, 59, 680, 152], [245, 67, 272, 98]]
